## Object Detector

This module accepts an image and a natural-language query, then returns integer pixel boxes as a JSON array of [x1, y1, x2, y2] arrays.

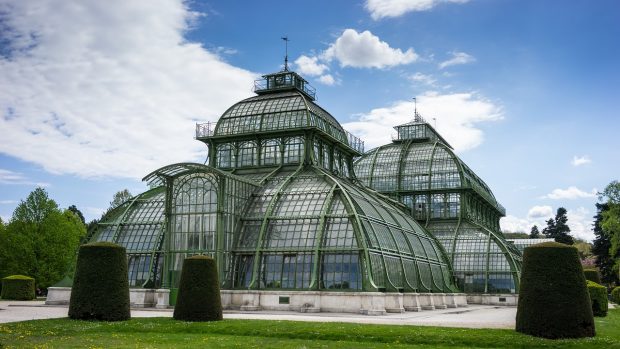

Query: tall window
[[284, 136, 304, 164], [414, 195, 428, 220], [261, 139, 281, 165], [238, 141, 257, 167], [216, 143, 235, 168]]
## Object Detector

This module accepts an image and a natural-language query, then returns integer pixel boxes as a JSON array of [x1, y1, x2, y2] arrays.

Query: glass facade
[[354, 121, 522, 293], [88, 70, 458, 296]]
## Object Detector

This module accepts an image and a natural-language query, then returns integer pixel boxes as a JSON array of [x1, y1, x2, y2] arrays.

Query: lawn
[[1, 309, 619, 348]]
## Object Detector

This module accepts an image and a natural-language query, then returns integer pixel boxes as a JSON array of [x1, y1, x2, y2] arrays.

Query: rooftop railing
[[195, 122, 214, 138], [254, 75, 316, 100], [346, 130, 364, 153]]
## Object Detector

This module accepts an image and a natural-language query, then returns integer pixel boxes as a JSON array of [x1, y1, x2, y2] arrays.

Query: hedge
[[583, 268, 602, 284], [612, 286, 620, 304], [1, 275, 35, 300], [586, 280, 608, 317], [173, 255, 222, 322], [516, 242, 595, 339], [68, 242, 130, 321]]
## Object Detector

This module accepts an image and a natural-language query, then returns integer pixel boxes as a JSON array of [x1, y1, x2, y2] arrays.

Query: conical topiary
[[68, 242, 130, 321], [516, 242, 594, 338], [173, 255, 222, 321]]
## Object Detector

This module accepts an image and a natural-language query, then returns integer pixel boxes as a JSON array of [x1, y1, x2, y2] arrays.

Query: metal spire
[[412, 97, 426, 123], [281, 36, 290, 71]]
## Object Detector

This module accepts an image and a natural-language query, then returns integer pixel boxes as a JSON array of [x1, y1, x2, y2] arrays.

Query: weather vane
[[282, 36, 290, 71]]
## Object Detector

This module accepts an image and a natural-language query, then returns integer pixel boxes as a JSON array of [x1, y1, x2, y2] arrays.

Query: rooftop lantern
[[393, 98, 452, 148]]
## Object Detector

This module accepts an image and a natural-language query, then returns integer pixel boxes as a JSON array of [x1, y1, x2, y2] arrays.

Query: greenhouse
[[354, 113, 522, 294], [83, 69, 463, 310]]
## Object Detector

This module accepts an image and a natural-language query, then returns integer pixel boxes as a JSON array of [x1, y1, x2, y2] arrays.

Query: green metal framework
[[88, 70, 459, 295], [354, 115, 522, 293]]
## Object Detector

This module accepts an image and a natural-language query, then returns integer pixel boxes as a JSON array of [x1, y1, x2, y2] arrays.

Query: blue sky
[[0, 0, 618, 240]]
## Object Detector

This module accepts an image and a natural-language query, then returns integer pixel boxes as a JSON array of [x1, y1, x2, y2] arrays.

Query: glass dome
[[354, 120, 522, 293], [87, 70, 459, 298]]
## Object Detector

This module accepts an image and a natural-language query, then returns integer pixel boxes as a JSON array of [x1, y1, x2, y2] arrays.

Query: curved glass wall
[[88, 70, 459, 297], [354, 133, 521, 293], [231, 168, 455, 292], [90, 187, 166, 287]]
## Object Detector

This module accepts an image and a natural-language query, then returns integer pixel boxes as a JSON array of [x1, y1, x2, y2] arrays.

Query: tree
[[68, 205, 85, 225], [600, 180, 620, 204], [109, 189, 132, 210], [0, 188, 86, 289], [597, 181, 620, 283], [529, 225, 540, 238], [503, 232, 530, 239], [542, 207, 574, 245], [592, 203, 617, 284]]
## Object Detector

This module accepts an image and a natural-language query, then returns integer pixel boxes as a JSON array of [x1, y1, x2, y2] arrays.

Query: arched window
[[322, 143, 330, 169], [261, 139, 281, 166], [216, 143, 235, 168], [238, 141, 257, 167], [284, 136, 304, 164]]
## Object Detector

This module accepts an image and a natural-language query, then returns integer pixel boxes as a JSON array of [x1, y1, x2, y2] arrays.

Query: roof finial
[[412, 97, 426, 123], [281, 36, 290, 71]]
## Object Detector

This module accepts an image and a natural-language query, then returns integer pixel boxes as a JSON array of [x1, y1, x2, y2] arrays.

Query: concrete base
[[466, 294, 518, 306], [220, 290, 466, 315], [45, 287, 72, 305], [46, 287, 171, 308], [46, 287, 469, 314]]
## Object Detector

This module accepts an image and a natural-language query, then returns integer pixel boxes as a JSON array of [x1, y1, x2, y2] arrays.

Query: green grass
[[1, 309, 619, 348]]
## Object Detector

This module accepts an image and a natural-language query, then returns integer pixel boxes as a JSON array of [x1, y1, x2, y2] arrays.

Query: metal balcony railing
[[346, 130, 364, 153], [195, 122, 214, 138]]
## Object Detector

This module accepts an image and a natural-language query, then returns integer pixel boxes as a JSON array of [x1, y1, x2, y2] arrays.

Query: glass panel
[[321, 253, 361, 290]]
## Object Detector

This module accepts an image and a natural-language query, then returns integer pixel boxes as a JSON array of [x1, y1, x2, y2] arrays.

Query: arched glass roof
[[214, 91, 348, 144], [232, 167, 456, 292], [355, 141, 505, 215], [89, 187, 166, 287]]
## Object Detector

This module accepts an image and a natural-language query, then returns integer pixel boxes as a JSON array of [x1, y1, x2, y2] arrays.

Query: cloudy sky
[[1, 0, 618, 241]]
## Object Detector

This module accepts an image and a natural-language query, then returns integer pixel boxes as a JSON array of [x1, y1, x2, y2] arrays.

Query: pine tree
[[529, 225, 540, 238], [542, 207, 574, 245]]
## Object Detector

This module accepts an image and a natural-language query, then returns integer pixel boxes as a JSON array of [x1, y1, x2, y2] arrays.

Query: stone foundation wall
[[220, 291, 467, 315], [46, 287, 470, 314], [466, 293, 518, 306], [45, 287, 170, 309]]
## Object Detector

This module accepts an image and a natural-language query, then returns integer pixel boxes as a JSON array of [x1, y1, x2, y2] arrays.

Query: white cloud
[[318, 74, 336, 85], [0, 0, 257, 179], [567, 207, 594, 241], [439, 51, 476, 69], [501, 207, 595, 241], [572, 155, 591, 166], [84, 206, 106, 218], [0, 200, 18, 205], [342, 91, 502, 151], [294, 55, 329, 76], [0, 169, 50, 187], [500, 215, 535, 234], [322, 29, 418, 69], [409, 72, 437, 86], [527, 205, 553, 219], [365, 0, 469, 20], [541, 186, 597, 200]]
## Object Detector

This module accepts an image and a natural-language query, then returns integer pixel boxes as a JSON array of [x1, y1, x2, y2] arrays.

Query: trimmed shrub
[[173, 255, 222, 322], [516, 242, 595, 339], [1, 275, 35, 300], [68, 242, 130, 321], [586, 280, 608, 317], [583, 268, 602, 284], [612, 286, 620, 304]]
